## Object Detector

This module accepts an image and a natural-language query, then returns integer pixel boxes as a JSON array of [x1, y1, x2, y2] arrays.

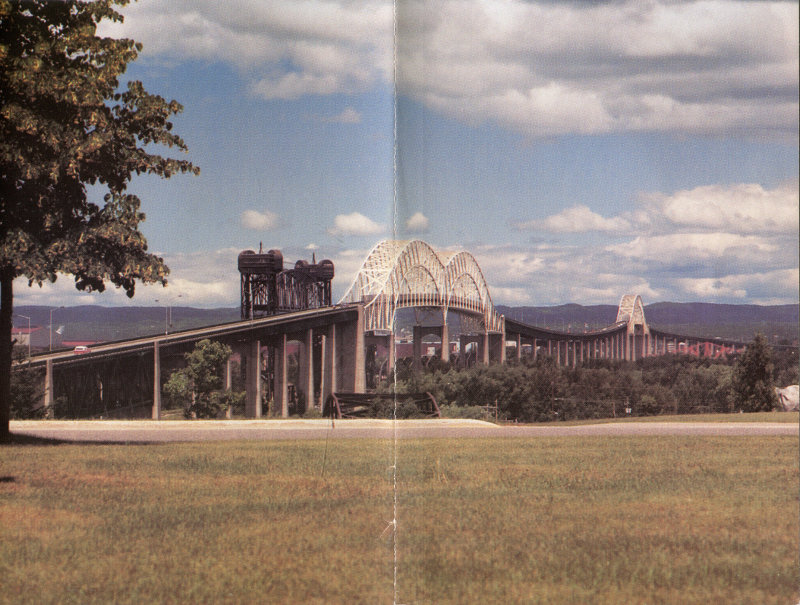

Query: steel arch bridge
[[340, 240, 504, 333]]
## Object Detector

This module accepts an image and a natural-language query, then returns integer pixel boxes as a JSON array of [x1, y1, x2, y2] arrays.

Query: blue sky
[[15, 0, 798, 309]]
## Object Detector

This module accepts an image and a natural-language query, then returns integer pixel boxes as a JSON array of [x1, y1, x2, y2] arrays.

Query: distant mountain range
[[13, 301, 799, 346]]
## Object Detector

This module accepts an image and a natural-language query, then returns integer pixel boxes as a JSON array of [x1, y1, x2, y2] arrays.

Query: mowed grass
[[1, 435, 797, 604]]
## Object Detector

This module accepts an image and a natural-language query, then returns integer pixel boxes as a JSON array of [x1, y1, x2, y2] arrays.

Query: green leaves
[[165, 340, 235, 419], [0, 0, 198, 294], [731, 333, 778, 412]]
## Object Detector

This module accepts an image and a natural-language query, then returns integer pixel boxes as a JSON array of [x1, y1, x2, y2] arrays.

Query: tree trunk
[[0, 271, 12, 441]]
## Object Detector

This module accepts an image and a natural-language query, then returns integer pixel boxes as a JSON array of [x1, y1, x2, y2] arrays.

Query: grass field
[[1, 435, 797, 604]]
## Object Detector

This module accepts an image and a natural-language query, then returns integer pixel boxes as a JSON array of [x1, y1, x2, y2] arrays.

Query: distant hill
[[14, 305, 240, 344], [13, 301, 799, 347]]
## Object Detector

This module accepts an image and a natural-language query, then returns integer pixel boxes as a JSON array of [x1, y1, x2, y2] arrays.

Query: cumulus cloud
[[397, 0, 798, 139], [327, 212, 386, 236], [647, 183, 799, 235], [673, 268, 799, 304], [101, 1, 796, 138], [608, 233, 778, 264], [521, 183, 799, 239], [14, 248, 243, 308], [323, 107, 362, 124], [405, 211, 430, 233], [101, 0, 393, 99], [517, 205, 633, 234], [241, 209, 279, 230]]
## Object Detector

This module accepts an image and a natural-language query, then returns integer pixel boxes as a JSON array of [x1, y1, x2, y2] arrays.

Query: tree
[[164, 339, 241, 419], [10, 349, 45, 419], [731, 333, 778, 412], [0, 1, 198, 440]]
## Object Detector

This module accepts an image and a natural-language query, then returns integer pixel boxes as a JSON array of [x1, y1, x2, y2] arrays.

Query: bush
[[438, 403, 489, 420], [163, 339, 241, 419], [302, 406, 324, 419]]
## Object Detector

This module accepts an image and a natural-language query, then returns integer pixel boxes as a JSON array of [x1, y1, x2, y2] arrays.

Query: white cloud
[[522, 182, 799, 240], [14, 248, 242, 309], [651, 183, 799, 234], [673, 268, 799, 304], [100, 1, 797, 138], [326, 107, 362, 124], [101, 0, 393, 99], [241, 209, 279, 230], [327, 212, 386, 236], [397, 0, 798, 139], [517, 205, 633, 234], [405, 211, 430, 233]]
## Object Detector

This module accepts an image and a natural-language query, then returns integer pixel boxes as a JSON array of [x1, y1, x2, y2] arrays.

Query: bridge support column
[[388, 332, 395, 376], [321, 327, 337, 405], [317, 334, 327, 408], [43, 359, 54, 415], [298, 329, 315, 413], [245, 339, 262, 418], [440, 323, 449, 363], [275, 334, 288, 417], [152, 342, 161, 420], [486, 332, 504, 364], [412, 326, 423, 370], [482, 332, 490, 364], [337, 305, 365, 392], [224, 357, 233, 418]]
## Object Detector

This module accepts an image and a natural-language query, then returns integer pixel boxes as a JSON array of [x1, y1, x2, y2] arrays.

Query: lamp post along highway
[[49, 306, 64, 351], [15, 314, 31, 358]]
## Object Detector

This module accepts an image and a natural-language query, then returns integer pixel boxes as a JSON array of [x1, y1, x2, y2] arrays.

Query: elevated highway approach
[[19, 239, 774, 420]]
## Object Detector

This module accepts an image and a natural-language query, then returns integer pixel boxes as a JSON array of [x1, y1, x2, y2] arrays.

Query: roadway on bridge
[[8, 419, 796, 443]]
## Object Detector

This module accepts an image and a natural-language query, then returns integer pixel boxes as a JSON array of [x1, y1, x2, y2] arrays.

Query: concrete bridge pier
[[412, 324, 449, 368], [245, 339, 263, 418], [296, 328, 315, 413], [43, 359, 53, 414], [152, 342, 161, 419]]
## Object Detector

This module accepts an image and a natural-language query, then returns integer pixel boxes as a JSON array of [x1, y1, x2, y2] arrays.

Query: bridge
[[21, 239, 761, 419]]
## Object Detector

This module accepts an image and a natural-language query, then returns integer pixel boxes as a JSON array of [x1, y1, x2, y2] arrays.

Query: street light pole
[[49, 306, 63, 351], [156, 294, 182, 335], [155, 299, 168, 335], [15, 314, 31, 358]]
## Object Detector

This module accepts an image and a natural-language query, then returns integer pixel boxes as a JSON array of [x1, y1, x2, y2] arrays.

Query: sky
[[14, 0, 799, 311]]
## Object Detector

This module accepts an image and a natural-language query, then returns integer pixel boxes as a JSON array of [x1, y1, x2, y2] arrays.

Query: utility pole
[[15, 314, 31, 358]]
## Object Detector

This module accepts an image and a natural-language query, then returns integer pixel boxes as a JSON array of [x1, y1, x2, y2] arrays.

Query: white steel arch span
[[616, 294, 649, 335], [341, 240, 504, 332]]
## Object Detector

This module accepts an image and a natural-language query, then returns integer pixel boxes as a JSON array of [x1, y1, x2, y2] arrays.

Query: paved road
[[8, 419, 797, 443]]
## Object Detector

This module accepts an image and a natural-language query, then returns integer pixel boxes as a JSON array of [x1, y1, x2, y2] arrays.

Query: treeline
[[383, 337, 798, 422]]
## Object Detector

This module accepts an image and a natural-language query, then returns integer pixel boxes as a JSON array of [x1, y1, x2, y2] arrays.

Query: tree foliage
[[9, 349, 45, 419], [383, 346, 790, 422], [164, 339, 242, 419], [731, 333, 778, 412], [0, 0, 198, 439]]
